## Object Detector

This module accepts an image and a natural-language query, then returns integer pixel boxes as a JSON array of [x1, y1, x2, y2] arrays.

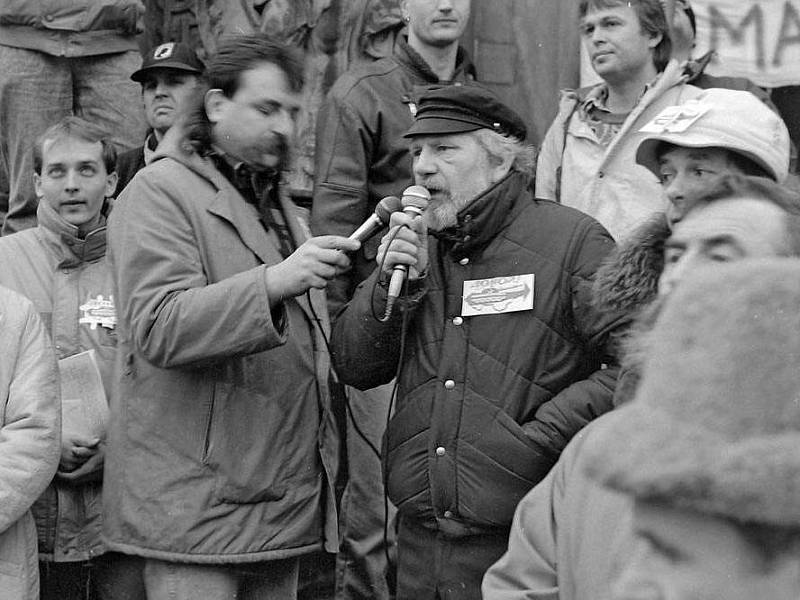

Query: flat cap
[[404, 84, 527, 141]]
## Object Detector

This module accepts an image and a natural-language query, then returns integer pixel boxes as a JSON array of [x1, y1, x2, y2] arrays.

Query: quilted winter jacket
[[332, 171, 627, 534], [0, 0, 143, 56], [0, 201, 115, 562], [103, 127, 339, 563], [0, 287, 60, 600], [312, 36, 475, 313], [535, 59, 702, 241]]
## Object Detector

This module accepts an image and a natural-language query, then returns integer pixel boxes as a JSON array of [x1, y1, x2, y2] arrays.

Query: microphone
[[385, 185, 430, 318], [348, 196, 402, 243]]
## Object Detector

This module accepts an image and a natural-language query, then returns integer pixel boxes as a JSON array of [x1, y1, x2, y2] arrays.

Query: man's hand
[[376, 210, 428, 280], [57, 442, 105, 485], [59, 435, 101, 473], [265, 235, 360, 303]]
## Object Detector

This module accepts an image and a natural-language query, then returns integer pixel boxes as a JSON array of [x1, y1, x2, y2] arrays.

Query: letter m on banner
[[695, 0, 800, 86]]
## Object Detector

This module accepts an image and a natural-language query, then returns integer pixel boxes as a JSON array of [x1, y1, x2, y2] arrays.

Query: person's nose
[[154, 80, 169, 98], [272, 107, 295, 138], [437, 0, 454, 12], [413, 147, 437, 180], [64, 169, 79, 193]]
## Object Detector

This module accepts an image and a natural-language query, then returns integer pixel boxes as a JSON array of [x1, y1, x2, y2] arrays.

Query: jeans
[[335, 383, 398, 600], [0, 46, 146, 235], [395, 517, 509, 600], [143, 557, 300, 600], [39, 552, 146, 600]]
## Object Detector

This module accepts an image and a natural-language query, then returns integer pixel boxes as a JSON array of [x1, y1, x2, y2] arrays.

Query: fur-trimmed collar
[[593, 213, 670, 316]]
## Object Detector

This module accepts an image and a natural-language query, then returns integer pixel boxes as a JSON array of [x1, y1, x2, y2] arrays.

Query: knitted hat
[[586, 259, 800, 526], [131, 42, 205, 82], [404, 84, 527, 141], [636, 88, 791, 183]]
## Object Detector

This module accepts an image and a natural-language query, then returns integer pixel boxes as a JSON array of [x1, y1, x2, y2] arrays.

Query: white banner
[[581, 1, 800, 88], [695, 0, 800, 87]]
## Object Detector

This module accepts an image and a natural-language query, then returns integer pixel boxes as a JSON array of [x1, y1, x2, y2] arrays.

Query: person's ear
[[34, 172, 43, 199], [204, 88, 228, 124], [104, 171, 118, 198]]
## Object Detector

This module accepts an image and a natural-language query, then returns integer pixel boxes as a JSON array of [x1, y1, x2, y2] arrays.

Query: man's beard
[[424, 188, 473, 231]]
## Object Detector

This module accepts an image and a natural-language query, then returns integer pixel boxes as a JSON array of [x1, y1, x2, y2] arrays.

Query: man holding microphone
[[330, 84, 627, 600]]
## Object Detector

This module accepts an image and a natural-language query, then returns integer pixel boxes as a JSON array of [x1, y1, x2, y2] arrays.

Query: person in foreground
[[482, 174, 800, 600], [104, 34, 359, 599], [330, 83, 627, 600], [0, 287, 60, 600], [586, 258, 800, 599]]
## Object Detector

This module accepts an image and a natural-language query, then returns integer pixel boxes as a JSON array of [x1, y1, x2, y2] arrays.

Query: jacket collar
[[36, 199, 107, 268], [395, 35, 476, 85], [432, 170, 529, 261], [151, 127, 326, 323]]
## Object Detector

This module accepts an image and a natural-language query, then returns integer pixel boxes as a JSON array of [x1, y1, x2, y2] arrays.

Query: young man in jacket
[[104, 34, 359, 599], [0, 0, 146, 235], [0, 287, 60, 600], [311, 2, 475, 597], [115, 41, 205, 195], [0, 117, 145, 599], [535, 0, 701, 240], [330, 84, 627, 600]]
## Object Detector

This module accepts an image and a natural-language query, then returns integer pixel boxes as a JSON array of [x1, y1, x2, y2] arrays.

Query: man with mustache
[[115, 42, 204, 195], [103, 35, 359, 598], [311, 3, 476, 595], [330, 84, 626, 600]]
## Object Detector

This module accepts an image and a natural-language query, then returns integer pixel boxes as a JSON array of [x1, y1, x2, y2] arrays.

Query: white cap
[[636, 88, 791, 183]]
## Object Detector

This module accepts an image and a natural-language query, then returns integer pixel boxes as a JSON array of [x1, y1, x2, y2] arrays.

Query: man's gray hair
[[473, 129, 537, 179]]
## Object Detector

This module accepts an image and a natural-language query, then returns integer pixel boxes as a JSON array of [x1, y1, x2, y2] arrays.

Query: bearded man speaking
[[330, 84, 628, 600]]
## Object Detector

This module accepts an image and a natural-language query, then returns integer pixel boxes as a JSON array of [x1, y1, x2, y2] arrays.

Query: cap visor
[[131, 62, 202, 82], [404, 117, 484, 138]]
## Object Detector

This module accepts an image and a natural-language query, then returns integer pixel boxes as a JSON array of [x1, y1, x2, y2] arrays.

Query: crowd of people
[[2, 1, 800, 600]]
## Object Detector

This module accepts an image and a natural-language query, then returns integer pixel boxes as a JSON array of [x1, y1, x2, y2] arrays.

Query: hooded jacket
[[535, 60, 701, 240], [332, 171, 627, 535], [0, 0, 143, 57], [0, 287, 60, 599], [0, 201, 115, 562], [312, 36, 476, 313], [103, 127, 339, 563]]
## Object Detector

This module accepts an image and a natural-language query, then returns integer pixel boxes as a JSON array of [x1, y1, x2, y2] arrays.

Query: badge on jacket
[[79, 294, 117, 330], [461, 274, 534, 317]]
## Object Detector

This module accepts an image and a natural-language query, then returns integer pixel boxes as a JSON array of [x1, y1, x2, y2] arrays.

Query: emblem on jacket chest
[[79, 294, 117, 330]]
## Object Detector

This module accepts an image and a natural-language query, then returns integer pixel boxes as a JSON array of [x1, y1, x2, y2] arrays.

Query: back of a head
[[586, 258, 800, 528]]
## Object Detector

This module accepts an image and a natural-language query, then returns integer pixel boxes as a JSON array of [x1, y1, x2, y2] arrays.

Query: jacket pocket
[[203, 382, 292, 504]]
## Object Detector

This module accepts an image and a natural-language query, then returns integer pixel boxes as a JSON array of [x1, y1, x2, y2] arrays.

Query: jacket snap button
[[436, 446, 446, 456], [459, 257, 469, 265], [444, 510, 453, 518], [444, 379, 455, 389], [452, 316, 463, 326]]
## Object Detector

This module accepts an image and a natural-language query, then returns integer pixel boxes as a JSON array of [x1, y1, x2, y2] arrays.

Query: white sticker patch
[[153, 42, 175, 60], [79, 294, 116, 330], [639, 100, 711, 134], [461, 274, 534, 317]]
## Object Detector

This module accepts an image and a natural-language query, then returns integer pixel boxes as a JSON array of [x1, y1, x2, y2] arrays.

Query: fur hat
[[585, 259, 800, 526], [635, 88, 791, 183]]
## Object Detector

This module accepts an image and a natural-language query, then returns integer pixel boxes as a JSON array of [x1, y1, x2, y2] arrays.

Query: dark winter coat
[[331, 171, 627, 535]]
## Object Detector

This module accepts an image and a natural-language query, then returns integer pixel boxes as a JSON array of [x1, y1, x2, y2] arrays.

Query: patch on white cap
[[640, 100, 711, 134]]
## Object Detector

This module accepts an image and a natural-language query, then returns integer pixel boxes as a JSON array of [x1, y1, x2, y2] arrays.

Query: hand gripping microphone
[[348, 195, 403, 243], [384, 185, 430, 318]]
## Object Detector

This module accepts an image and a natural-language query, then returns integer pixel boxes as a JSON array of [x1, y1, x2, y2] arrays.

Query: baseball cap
[[403, 84, 527, 141], [636, 88, 791, 183], [131, 42, 205, 83]]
